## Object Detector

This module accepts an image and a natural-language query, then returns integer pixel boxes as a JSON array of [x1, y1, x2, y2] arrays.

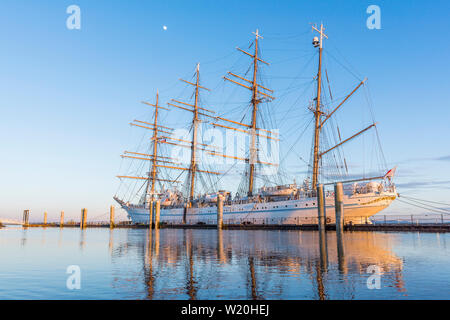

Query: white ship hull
[[119, 191, 396, 225]]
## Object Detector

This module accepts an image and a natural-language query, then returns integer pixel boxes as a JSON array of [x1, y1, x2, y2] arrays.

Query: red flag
[[384, 166, 397, 180]]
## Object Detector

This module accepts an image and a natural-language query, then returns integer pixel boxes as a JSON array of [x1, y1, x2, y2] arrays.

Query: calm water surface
[[0, 227, 449, 299]]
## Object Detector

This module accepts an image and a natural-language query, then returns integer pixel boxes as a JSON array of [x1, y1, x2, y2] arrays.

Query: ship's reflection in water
[[110, 229, 410, 300], [1, 227, 449, 299]]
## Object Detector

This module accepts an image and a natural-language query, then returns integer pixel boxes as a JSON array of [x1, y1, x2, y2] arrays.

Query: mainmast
[[247, 29, 262, 197], [189, 64, 201, 203], [221, 29, 275, 197], [248, 30, 262, 197], [311, 24, 328, 190]]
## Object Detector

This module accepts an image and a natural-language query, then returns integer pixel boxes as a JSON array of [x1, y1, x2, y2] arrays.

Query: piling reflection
[[108, 228, 114, 255], [441, 232, 447, 249], [248, 256, 259, 300], [109, 229, 405, 299], [79, 229, 86, 251], [154, 228, 160, 258], [217, 228, 226, 264], [336, 230, 346, 274], [144, 229, 154, 299], [185, 230, 197, 300], [315, 261, 327, 300], [20, 228, 28, 247], [317, 228, 328, 300], [318, 228, 328, 271], [58, 228, 63, 247]]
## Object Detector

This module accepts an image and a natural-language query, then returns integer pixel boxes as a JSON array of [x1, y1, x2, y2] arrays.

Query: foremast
[[117, 91, 179, 207]]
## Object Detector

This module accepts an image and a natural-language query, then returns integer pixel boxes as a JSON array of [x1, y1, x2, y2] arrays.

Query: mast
[[311, 24, 328, 190], [221, 29, 274, 197], [248, 30, 262, 197], [310, 24, 375, 188], [167, 64, 220, 206], [120, 88, 222, 206], [149, 90, 159, 203], [189, 64, 200, 204], [143, 90, 165, 206], [117, 94, 174, 206]]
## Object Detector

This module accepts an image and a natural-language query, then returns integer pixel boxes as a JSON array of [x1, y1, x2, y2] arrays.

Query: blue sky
[[0, 0, 449, 221]]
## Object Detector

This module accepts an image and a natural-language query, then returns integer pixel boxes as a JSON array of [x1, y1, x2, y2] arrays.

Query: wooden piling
[[60, 211, 64, 227], [110, 205, 115, 229], [334, 182, 344, 233], [316, 184, 326, 232], [155, 200, 160, 229], [80, 208, 87, 229], [23, 210, 30, 226], [182, 203, 187, 224], [217, 195, 224, 229]]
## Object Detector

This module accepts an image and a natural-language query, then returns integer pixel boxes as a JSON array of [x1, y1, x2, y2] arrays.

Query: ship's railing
[[367, 214, 449, 225], [82, 220, 133, 226]]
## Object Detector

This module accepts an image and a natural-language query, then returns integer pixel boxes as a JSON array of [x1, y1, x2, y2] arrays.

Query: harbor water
[[0, 227, 449, 299]]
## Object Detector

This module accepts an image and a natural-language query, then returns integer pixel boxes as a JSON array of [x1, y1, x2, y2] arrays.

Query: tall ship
[[114, 24, 397, 225]]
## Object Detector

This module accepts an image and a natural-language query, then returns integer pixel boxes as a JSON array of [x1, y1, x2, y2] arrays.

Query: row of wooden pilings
[[22, 206, 117, 229]]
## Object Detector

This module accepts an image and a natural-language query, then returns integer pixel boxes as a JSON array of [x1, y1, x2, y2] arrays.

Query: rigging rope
[[400, 195, 450, 207], [396, 198, 450, 215]]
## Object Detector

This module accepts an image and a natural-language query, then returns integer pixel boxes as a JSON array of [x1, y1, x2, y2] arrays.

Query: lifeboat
[[259, 184, 298, 197]]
